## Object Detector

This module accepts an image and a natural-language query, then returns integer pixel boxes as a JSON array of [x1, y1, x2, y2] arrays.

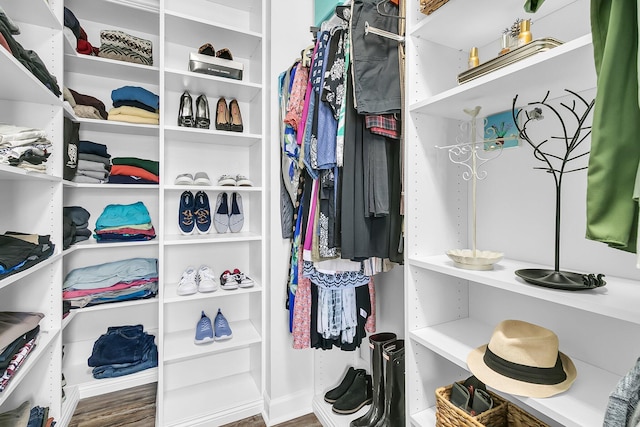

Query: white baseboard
[[263, 390, 315, 426]]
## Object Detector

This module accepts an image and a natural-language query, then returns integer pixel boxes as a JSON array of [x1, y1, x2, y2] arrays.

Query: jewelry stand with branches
[[440, 106, 504, 270], [512, 89, 606, 290]]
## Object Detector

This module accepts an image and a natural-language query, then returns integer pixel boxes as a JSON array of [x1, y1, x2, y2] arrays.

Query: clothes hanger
[[376, 0, 405, 20]]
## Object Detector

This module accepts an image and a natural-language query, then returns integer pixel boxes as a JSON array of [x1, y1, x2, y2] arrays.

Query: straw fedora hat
[[467, 319, 577, 398]]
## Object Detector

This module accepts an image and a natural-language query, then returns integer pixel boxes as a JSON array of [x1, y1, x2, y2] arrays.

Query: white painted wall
[[265, 1, 316, 424]]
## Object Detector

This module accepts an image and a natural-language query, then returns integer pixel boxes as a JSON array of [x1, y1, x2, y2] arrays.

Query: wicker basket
[[435, 384, 550, 427], [419, 0, 450, 15]]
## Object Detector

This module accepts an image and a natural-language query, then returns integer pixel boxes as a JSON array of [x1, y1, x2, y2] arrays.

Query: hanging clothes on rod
[[279, 2, 403, 350]]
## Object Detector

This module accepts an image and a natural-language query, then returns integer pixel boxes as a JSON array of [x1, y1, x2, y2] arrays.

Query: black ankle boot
[[332, 369, 372, 415], [325, 367, 363, 404], [350, 332, 397, 427], [373, 340, 405, 427]]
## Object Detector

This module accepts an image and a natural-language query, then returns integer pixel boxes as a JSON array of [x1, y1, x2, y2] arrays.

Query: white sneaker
[[175, 173, 194, 185], [194, 171, 211, 186], [177, 266, 198, 295], [235, 174, 253, 186], [197, 265, 219, 293], [217, 174, 236, 186]]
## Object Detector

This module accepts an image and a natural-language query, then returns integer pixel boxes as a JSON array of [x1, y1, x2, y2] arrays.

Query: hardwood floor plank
[[69, 383, 320, 427]]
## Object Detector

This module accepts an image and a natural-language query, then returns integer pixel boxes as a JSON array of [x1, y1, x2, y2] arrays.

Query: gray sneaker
[[175, 173, 194, 185], [194, 171, 211, 185]]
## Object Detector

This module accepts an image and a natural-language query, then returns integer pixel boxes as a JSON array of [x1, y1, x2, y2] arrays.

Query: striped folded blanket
[[97, 30, 153, 66]]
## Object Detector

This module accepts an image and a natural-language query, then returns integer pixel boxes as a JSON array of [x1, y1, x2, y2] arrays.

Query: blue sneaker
[[194, 311, 214, 344], [179, 191, 195, 235], [194, 191, 212, 234], [214, 309, 232, 341]]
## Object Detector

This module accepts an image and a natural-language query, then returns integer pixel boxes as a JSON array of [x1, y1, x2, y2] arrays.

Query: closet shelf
[[164, 231, 262, 245], [409, 34, 595, 121], [0, 252, 62, 293], [409, 0, 574, 49], [164, 185, 261, 192], [163, 319, 261, 363], [164, 125, 262, 146], [0, 164, 61, 182], [165, 11, 262, 60], [66, 116, 160, 136], [163, 283, 261, 304], [63, 239, 159, 254], [0, 0, 61, 30], [0, 329, 59, 407], [65, 54, 160, 85], [411, 407, 436, 427], [65, 0, 159, 36], [163, 372, 261, 427], [164, 68, 262, 102], [65, 298, 158, 321], [63, 181, 159, 190], [312, 396, 369, 427], [60, 384, 80, 427], [0, 48, 61, 105], [408, 254, 640, 325], [65, 364, 158, 399], [178, 0, 260, 13], [410, 317, 618, 427]]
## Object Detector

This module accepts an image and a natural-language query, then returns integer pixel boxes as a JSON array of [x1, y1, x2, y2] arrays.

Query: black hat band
[[483, 347, 567, 385]]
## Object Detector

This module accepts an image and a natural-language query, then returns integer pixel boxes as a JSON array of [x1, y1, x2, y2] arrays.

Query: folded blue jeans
[[27, 406, 46, 427], [92, 343, 157, 379], [87, 325, 155, 367]]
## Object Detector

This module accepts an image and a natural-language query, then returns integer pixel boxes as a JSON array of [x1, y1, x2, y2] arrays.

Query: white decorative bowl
[[446, 249, 504, 270]]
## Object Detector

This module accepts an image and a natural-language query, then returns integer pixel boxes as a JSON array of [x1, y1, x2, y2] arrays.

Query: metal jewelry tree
[[512, 89, 606, 290], [441, 106, 504, 270]]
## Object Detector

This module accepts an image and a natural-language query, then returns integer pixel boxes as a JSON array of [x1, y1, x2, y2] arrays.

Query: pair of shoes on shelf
[[198, 43, 233, 60], [219, 268, 254, 290], [179, 190, 211, 235], [217, 173, 253, 187], [213, 192, 243, 233], [194, 309, 232, 344], [175, 172, 211, 185], [325, 367, 373, 415], [215, 97, 243, 132], [178, 90, 210, 129], [177, 265, 219, 295]]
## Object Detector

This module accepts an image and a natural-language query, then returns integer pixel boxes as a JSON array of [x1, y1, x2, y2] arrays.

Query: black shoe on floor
[[324, 366, 362, 404], [332, 370, 372, 415]]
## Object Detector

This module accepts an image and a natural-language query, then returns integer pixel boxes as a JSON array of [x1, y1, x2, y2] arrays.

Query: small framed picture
[[484, 109, 520, 150]]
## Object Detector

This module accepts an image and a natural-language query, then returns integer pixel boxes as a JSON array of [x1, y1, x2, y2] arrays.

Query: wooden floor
[[68, 383, 321, 426]]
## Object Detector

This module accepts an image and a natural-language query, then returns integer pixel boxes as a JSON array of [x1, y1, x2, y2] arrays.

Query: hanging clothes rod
[[364, 21, 405, 43]]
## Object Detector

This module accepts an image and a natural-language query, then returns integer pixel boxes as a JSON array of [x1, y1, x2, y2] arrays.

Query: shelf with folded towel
[[65, 53, 160, 85], [410, 317, 618, 427], [0, 0, 62, 30], [0, 47, 61, 105]]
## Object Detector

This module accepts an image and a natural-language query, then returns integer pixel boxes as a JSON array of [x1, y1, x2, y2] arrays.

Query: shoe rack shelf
[[405, 1, 640, 426], [164, 184, 262, 192], [164, 125, 262, 146], [163, 282, 261, 304], [164, 69, 262, 101], [311, 396, 370, 427]]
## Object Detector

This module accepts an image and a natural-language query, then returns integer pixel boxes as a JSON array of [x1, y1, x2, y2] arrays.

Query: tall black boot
[[350, 332, 397, 427], [373, 339, 405, 427]]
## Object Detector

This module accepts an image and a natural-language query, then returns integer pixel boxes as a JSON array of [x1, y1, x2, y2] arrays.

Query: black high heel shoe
[[178, 91, 194, 127], [215, 97, 230, 131], [229, 99, 243, 132], [195, 94, 210, 129]]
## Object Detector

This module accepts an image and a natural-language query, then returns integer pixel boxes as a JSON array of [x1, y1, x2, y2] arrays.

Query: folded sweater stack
[[109, 157, 159, 184], [108, 86, 159, 125], [64, 87, 109, 120], [94, 201, 156, 242], [72, 140, 111, 184]]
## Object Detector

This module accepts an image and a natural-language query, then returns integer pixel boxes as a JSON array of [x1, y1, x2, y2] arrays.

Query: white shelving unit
[[0, 0, 64, 423], [59, 0, 161, 417], [157, 0, 266, 424], [405, 1, 640, 426]]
